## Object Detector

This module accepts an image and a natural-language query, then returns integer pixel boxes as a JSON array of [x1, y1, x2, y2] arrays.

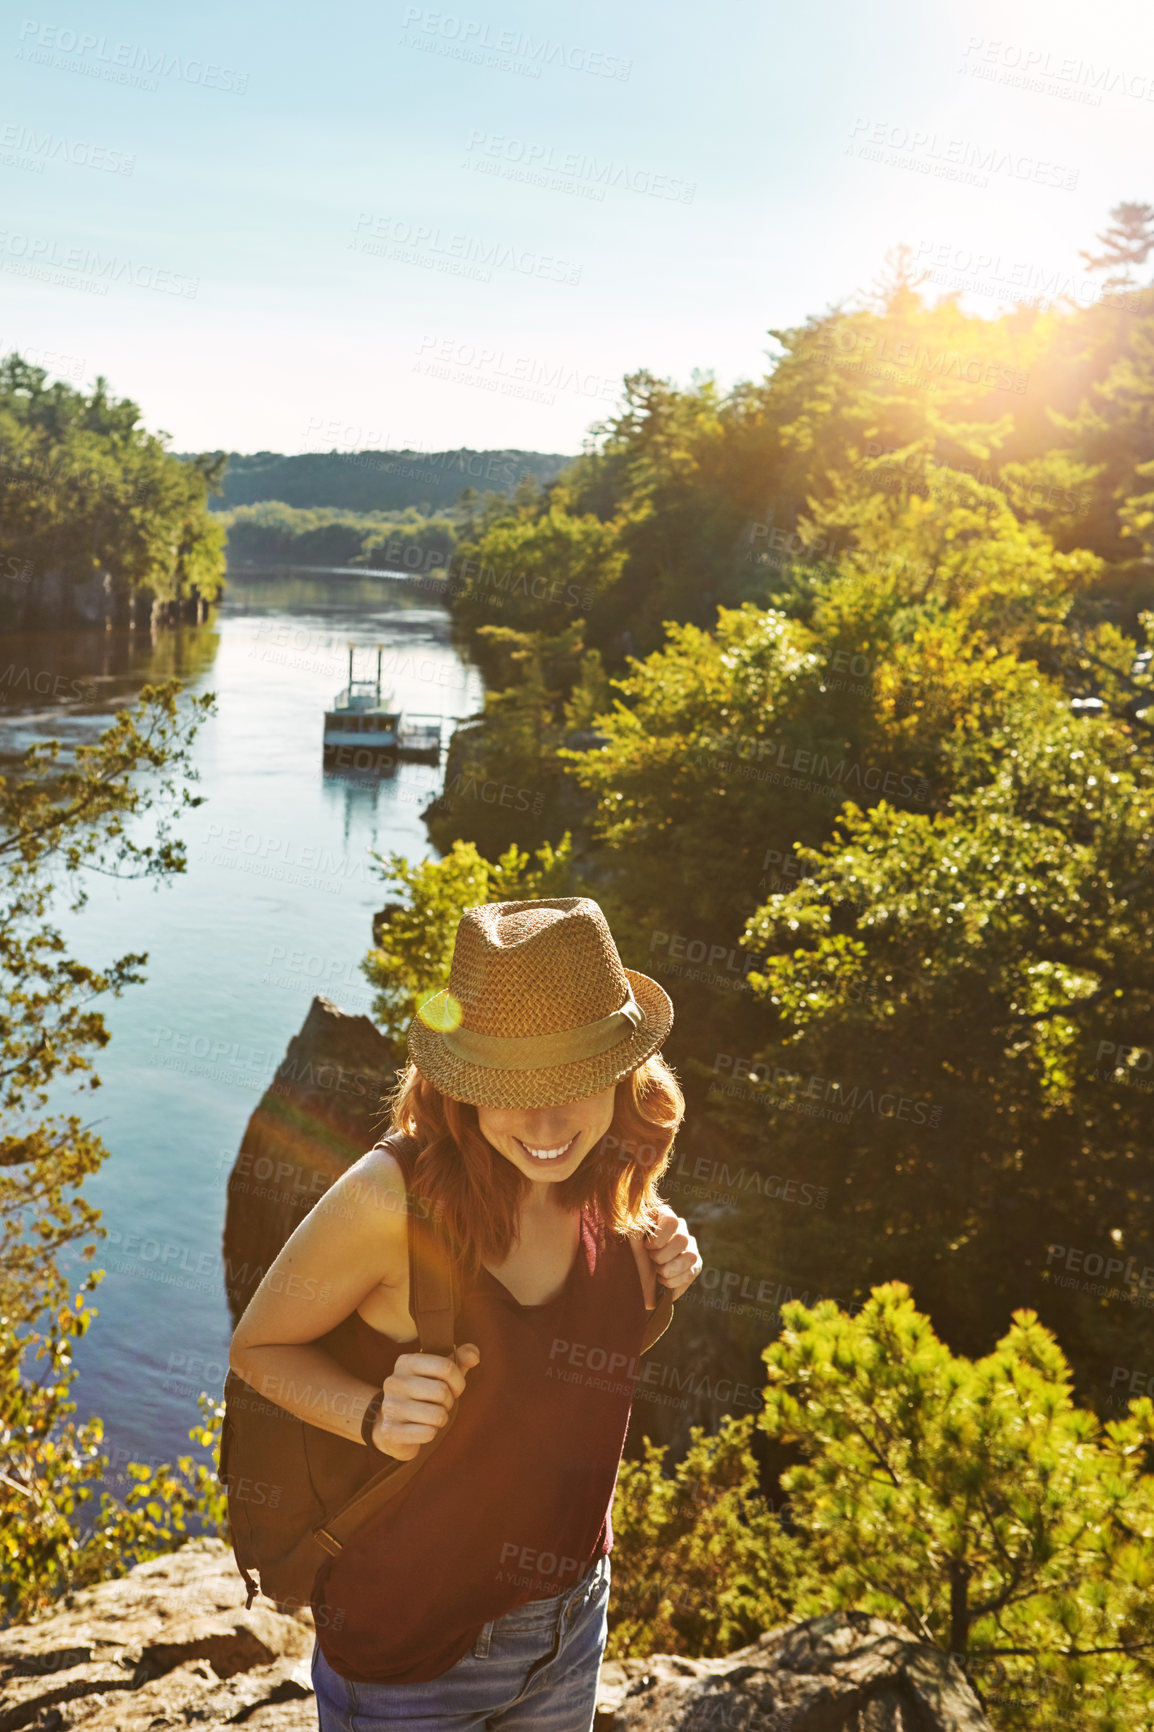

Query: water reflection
[[0, 570, 480, 1467]]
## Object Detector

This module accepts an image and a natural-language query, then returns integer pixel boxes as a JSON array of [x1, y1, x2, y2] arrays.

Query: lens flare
[[417, 987, 463, 1031]]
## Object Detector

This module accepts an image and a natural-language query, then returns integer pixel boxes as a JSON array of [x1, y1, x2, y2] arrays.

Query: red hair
[[376, 1055, 685, 1280]]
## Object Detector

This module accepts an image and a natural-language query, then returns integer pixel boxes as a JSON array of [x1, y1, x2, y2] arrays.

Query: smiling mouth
[[516, 1134, 578, 1164]]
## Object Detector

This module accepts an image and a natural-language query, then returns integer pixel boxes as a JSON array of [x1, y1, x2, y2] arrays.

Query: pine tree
[[1079, 201, 1154, 288]]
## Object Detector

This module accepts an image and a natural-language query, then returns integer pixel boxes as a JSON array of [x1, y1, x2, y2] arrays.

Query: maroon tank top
[[312, 1162, 653, 1685]]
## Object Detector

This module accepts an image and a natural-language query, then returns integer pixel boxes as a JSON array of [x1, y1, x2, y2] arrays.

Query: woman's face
[[475, 1081, 619, 1191]]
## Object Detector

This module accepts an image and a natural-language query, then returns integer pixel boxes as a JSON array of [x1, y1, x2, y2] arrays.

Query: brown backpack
[[218, 1132, 676, 1612]]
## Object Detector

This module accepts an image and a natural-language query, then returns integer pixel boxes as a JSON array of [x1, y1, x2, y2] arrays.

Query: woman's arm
[[229, 1146, 475, 1457]]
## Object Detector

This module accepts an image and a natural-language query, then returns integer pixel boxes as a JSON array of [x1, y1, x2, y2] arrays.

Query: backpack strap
[[313, 1135, 677, 1558], [313, 1134, 459, 1557], [638, 1284, 675, 1353]]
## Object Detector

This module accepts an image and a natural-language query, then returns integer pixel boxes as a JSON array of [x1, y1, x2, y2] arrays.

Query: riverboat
[[322, 644, 443, 770]]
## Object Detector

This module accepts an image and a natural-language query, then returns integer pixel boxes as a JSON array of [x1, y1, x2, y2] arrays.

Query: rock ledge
[[596, 1610, 993, 1731], [1, 1541, 992, 1731]]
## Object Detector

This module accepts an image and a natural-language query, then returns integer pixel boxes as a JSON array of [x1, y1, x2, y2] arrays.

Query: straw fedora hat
[[405, 897, 674, 1109]]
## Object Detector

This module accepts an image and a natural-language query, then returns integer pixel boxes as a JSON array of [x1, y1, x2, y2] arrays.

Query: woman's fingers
[[378, 1421, 442, 1459], [391, 1371, 457, 1409], [654, 1247, 704, 1296], [374, 1344, 484, 1456], [387, 1395, 452, 1429], [395, 1351, 468, 1399]]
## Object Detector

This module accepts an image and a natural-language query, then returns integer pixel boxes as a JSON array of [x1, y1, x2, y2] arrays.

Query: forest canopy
[[0, 355, 226, 607], [408, 219, 1154, 1419]]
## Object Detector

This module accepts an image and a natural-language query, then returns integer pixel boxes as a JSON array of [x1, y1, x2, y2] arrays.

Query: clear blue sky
[[1, 0, 1149, 455]]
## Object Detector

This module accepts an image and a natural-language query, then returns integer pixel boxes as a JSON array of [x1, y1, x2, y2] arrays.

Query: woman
[[229, 895, 703, 1732]]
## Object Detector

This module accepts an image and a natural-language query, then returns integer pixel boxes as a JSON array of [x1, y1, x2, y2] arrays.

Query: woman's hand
[[372, 1342, 482, 1460], [645, 1204, 702, 1300]]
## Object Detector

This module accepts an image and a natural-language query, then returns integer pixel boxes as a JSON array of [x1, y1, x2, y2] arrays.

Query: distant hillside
[[185, 448, 575, 514]]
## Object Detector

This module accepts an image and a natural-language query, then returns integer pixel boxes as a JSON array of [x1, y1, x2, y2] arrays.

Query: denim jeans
[[311, 1552, 611, 1732]]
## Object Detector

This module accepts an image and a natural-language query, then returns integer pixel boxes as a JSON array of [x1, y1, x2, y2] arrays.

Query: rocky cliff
[[0, 1540, 996, 1732], [222, 994, 402, 1321]]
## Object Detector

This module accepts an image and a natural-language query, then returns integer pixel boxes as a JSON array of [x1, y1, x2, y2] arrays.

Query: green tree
[[1, 1287, 226, 1622], [729, 659, 1154, 1403], [426, 624, 602, 861], [607, 1413, 800, 1658], [0, 356, 226, 611], [1, 681, 217, 1329], [1079, 201, 1154, 289], [761, 1283, 1154, 1731], [448, 494, 625, 653], [217, 500, 460, 575], [0, 680, 232, 1620], [1053, 310, 1154, 577]]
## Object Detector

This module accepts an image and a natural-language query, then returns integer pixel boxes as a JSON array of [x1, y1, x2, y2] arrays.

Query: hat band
[[437, 990, 645, 1070]]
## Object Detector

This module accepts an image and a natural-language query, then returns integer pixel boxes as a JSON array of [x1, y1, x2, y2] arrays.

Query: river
[[0, 572, 484, 1483]]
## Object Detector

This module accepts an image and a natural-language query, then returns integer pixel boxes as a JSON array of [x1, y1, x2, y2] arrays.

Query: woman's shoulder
[[328, 1135, 416, 1216]]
